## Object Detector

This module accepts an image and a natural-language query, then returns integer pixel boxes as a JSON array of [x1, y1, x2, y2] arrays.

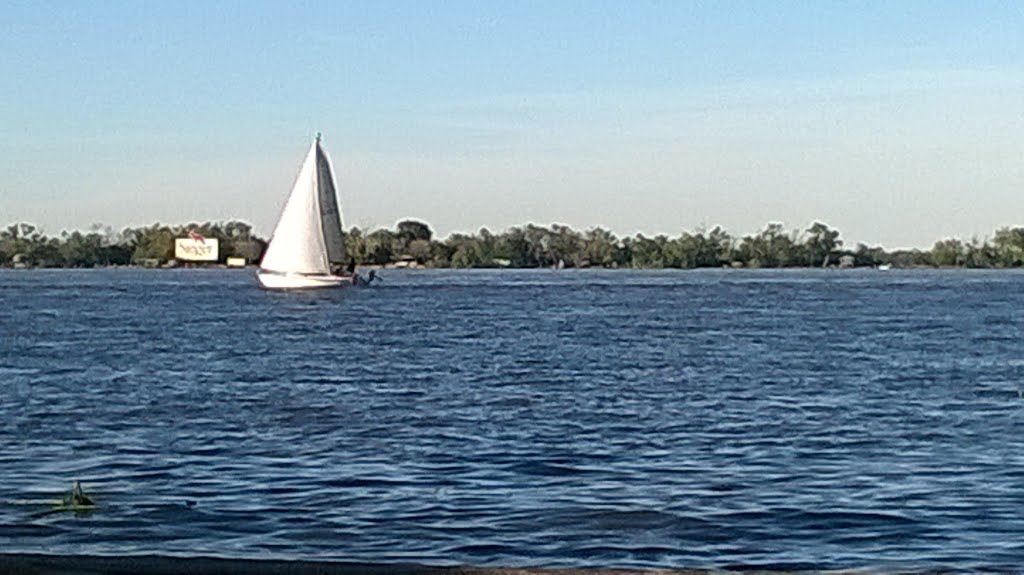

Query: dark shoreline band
[[0, 553, 790, 575]]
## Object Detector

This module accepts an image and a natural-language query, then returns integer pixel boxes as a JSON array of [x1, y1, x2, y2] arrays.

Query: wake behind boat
[[257, 134, 353, 289]]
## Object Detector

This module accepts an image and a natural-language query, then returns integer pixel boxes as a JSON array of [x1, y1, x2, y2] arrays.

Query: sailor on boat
[[355, 269, 380, 287], [345, 261, 381, 286]]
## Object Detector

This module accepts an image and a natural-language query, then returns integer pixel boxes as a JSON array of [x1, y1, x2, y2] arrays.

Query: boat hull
[[257, 271, 353, 290]]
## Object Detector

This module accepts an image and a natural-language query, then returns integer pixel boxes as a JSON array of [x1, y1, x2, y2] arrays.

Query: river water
[[1, 268, 1023, 571]]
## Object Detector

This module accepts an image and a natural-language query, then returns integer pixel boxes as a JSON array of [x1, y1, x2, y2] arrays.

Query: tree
[[498, 227, 532, 267], [364, 229, 395, 265], [0, 223, 33, 265], [992, 227, 1024, 267], [546, 224, 583, 267], [854, 243, 888, 267], [59, 231, 104, 267], [671, 226, 733, 268], [447, 234, 486, 268], [630, 234, 667, 268], [396, 220, 432, 243], [739, 223, 797, 268], [523, 224, 552, 267], [963, 237, 994, 268], [408, 239, 433, 264], [343, 227, 367, 264], [930, 238, 965, 267], [582, 227, 618, 268], [803, 222, 842, 267], [131, 224, 176, 263]]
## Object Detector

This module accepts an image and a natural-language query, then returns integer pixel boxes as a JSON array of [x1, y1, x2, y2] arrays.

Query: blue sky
[[2, 1, 1022, 248]]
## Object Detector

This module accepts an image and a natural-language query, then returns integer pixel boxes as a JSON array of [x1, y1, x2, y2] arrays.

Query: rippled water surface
[[2, 268, 1024, 570]]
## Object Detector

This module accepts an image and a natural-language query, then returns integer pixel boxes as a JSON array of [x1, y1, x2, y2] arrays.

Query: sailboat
[[257, 134, 353, 289]]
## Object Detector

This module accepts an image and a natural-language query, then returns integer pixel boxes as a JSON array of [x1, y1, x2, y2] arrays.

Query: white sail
[[260, 140, 332, 276], [316, 143, 346, 264]]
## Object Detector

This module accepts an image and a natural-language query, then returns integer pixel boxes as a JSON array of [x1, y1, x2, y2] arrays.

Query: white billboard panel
[[175, 238, 219, 262]]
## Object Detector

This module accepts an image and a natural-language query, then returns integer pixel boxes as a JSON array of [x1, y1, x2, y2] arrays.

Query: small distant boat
[[257, 134, 353, 289], [877, 264, 892, 271]]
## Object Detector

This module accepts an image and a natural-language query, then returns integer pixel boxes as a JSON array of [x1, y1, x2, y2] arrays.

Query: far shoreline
[[5, 220, 1024, 271]]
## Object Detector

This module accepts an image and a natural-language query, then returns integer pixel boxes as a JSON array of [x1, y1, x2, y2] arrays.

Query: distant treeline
[[3, 220, 1024, 269], [0, 222, 265, 268]]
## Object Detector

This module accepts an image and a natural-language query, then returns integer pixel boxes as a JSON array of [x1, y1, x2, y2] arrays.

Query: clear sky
[[2, 1, 1022, 249]]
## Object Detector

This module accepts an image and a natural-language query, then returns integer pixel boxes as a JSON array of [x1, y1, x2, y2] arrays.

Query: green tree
[[131, 224, 176, 263], [498, 226, 533, 267], [739, 223, 797, 268], [408, 239, 433, 264], [581, 227, 618, 268], [0, 223, 34, 265], [474, 227, 499, 266], [854, 243, 888, 267], [630, 234, 667, 268], [396, 220, 433, 243], [547, 224, 583, 267], [672, 226, 733, 268], [59, 231, 104, 267], [447, 234, 487, 268], [364, 229, 395, 265], [803, 222, 842, 267], [343, 227, 367, 264], [963, 237, 994, 268], [930, 238, 965, 267], [992, 227, 1024, 267]]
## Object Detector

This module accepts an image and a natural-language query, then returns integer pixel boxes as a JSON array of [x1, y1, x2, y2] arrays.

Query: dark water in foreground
[[2, 268, 1023, 571]]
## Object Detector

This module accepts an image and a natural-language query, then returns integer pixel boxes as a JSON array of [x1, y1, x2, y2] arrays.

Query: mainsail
[[316, 141, 346, 265], [260, 137, 344, 275]]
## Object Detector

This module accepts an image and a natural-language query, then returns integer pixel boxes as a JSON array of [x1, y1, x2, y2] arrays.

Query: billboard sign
[[175, 236, 219, 262]]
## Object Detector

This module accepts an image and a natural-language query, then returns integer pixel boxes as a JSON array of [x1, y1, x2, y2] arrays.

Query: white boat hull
[[257, 271, 353, 290]]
